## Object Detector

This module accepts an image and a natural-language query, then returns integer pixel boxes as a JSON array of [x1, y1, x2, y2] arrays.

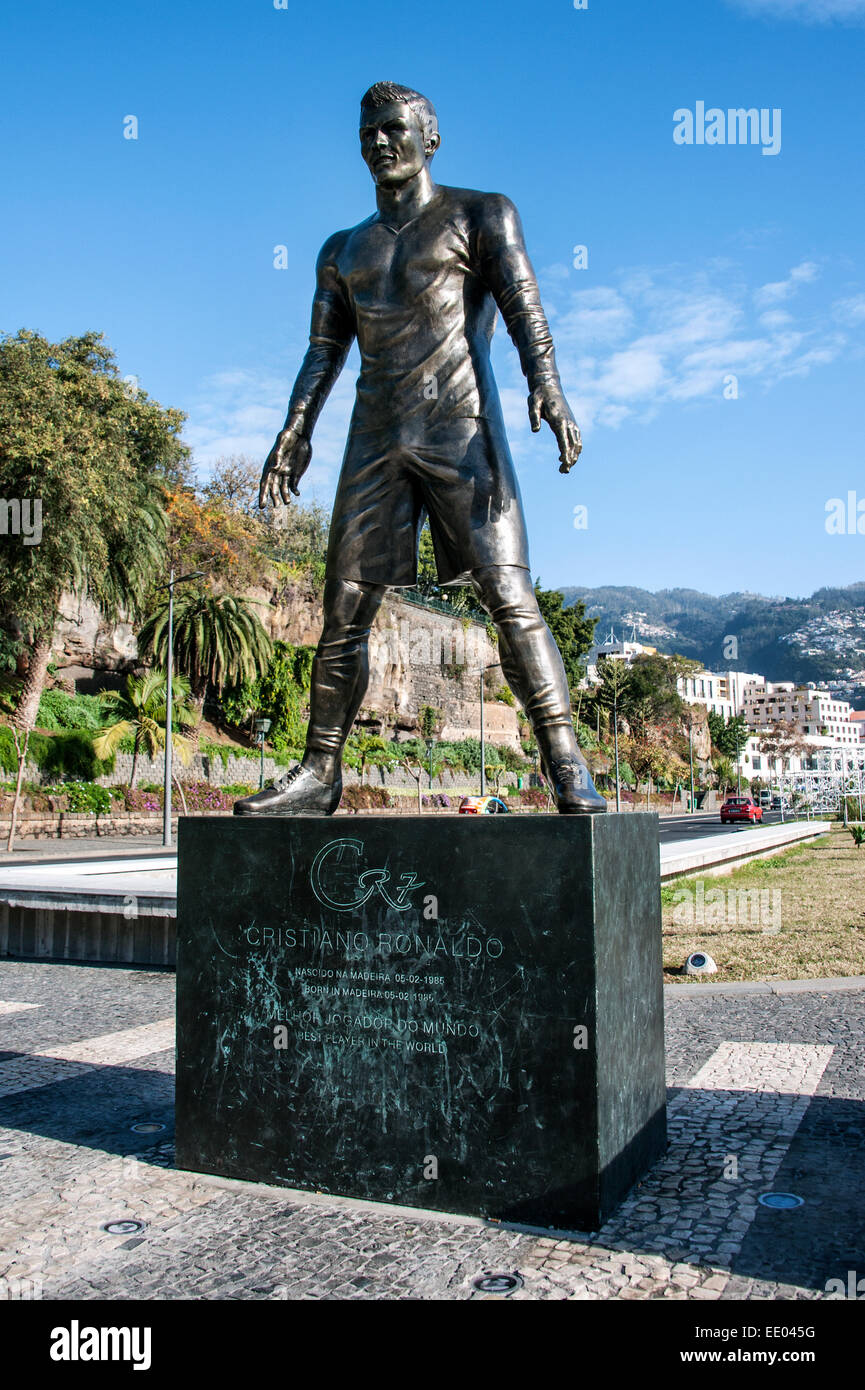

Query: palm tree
[[713, 755, 736, 798], [93, 670, 197, 787], [138, 592, 272, 723]]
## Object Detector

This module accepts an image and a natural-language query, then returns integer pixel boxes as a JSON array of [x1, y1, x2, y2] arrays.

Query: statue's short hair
[[360, 82, 438, 145]]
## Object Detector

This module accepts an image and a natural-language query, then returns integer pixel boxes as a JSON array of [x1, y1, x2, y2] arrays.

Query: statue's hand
[[259, 419, 312, 507], [528, 384, 582, 474]]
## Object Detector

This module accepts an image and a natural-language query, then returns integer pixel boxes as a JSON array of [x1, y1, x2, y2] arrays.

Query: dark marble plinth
[[175, 813, 666, 1230]]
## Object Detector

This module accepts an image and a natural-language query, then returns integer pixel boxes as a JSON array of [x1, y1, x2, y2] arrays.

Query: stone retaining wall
[[0, 902, 175, 966]]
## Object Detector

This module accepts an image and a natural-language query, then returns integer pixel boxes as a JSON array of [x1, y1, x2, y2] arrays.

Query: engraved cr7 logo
[[310, 838, 424, 913]]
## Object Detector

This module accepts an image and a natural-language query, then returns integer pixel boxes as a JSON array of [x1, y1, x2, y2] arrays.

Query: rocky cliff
[[50, 583, 522, 748]]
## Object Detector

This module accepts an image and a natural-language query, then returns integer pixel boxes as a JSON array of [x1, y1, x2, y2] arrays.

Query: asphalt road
[[656, 810, 787, 842], [1, 812, 805, 866]]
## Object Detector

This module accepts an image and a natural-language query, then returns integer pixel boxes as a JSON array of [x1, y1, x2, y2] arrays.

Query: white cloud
[[553, 287, 634, 347], [528, 259, 854, 437], [758, 309, 794, 329], [595, 347, 666, 401], [184, 353, 358, 502], [186, 258, 860, 476], [728, 0, 865, 21], [754, 261, 819, 307], [833, 294, 865, 324]]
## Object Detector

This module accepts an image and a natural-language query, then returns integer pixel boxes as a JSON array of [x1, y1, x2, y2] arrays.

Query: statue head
[[359, 82, 440, 187]]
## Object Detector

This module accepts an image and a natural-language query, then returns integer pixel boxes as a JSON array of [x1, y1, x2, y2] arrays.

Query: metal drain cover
[[472, 1272, 524, 1295], [758, 1192, 804, 1209], [102, 1219, 146, 1236]]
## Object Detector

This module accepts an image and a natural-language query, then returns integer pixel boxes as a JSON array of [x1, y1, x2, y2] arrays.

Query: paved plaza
[[0, 961, 863, 1301]]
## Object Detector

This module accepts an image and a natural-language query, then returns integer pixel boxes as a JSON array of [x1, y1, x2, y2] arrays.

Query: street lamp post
[[425, 736, 435, 790], [253, 717, 272, 789], [688, 719, 695, 813], [159, 568, 204, 849]]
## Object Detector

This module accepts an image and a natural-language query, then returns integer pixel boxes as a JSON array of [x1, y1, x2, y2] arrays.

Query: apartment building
[[677, 669, 763, 719], [849, 709, 865, 743], [741, 680, 859, 745]]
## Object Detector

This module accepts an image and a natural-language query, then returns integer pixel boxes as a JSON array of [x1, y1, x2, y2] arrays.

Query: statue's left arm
[[475, 195, 582, 473]]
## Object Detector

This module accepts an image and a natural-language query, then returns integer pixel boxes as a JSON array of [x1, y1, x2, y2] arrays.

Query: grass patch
[[662, 824, 865, 984]]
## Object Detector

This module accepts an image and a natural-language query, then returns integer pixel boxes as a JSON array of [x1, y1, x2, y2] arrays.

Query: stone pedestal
[[175, 813, 666, 1230]]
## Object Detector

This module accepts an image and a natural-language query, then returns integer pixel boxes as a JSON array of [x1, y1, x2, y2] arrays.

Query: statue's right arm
[[261, 233, 355, 506], [284, 233, 355, 437]]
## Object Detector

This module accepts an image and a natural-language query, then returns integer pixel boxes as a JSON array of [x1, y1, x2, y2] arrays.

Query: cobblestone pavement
[[0, 961, 862, 1301]]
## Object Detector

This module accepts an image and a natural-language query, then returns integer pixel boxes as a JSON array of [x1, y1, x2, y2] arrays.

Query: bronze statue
[[234, 82, 606, 817]]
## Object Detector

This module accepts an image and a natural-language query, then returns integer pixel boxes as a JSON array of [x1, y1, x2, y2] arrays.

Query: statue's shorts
[[325, 416, 531, 588]]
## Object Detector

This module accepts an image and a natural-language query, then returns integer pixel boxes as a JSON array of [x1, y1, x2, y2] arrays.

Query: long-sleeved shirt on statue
[[285, 185, 562, 439]]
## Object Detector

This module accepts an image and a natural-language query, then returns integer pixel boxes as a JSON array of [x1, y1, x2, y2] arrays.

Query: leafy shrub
[[36, 690, 108, 731], [0, 726, 114, 779], [222, 641, 315, 754], [341, 785, 391, 811], [517, 787, 551, 809], [42, 782, 113, 814], [177, 781, 243, 812], [124, 787, 163, 813], [200, 741, 234, 768], [40, 731, 115, 780]]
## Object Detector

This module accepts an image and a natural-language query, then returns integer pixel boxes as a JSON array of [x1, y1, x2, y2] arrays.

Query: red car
[[720, 797, 763, 825]]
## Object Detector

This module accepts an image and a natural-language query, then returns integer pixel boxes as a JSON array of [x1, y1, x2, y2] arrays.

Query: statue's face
[[359, 101, 431, 186]]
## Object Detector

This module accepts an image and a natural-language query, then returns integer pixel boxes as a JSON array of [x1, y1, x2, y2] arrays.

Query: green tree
[[0, 330, 181, 728], [534, 582, 597, 694], [407, 523, 477, 613], [221, 641, 315, 755], [397, 738, 431, 812], [707, 709, 726, 749], [621, 653, 687, 738], [709, 712, 750, 760], [139, 592, 273, 720], [200, 455, 262, 516], [623, 734, 681, 808], [0, 330, 183, 848], [259, 496, 331, 587], [344, 731, 397, 786], [93, 671, 197, 787]]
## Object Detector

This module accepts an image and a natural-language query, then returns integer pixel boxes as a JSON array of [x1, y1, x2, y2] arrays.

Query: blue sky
[[3, 0, 864, 597]]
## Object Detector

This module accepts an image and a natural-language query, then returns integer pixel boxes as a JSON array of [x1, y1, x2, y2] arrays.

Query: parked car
[[720, 797, 763, 825], [770, 795, 790, 811], [458, 796, 510, 815]]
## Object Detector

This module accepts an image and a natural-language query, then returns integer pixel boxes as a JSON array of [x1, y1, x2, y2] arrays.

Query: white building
[[849, 710, 865, 743], [582, 636, 657, 686], [677, 670, 763, 719], [741, 680, 859, 746]]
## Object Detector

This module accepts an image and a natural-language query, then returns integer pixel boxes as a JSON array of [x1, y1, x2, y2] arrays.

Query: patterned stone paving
[[0, 962, 863, 1301]]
